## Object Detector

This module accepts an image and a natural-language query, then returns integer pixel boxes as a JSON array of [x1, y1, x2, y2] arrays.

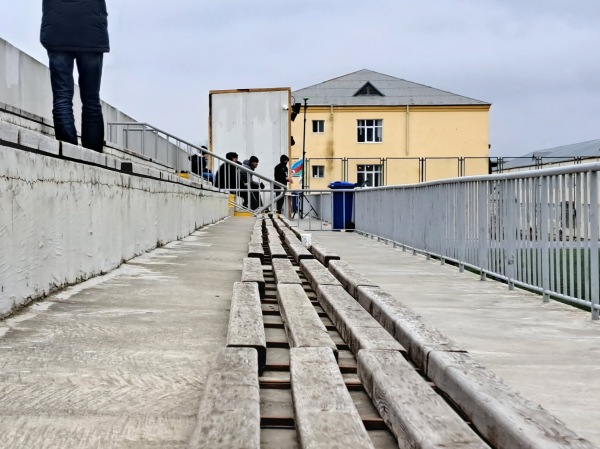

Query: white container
[[301, 234, 312, 249]]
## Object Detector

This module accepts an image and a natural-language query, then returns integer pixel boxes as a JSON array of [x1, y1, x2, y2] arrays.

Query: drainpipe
[[405, 104, 410, 156]]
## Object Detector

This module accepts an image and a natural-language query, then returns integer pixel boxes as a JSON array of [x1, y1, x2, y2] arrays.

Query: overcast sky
[[1, 0, 599, 156]]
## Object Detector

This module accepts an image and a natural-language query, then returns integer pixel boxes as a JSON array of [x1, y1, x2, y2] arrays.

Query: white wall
[[210, 89, 290, 181], [0, 144, 229, 318]]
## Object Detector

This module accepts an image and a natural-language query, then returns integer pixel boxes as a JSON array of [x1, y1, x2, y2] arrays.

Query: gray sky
[[1, 0, 599, 156]]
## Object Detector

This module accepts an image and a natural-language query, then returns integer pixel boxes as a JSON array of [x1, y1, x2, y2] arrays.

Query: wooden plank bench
[[288, 243, 314, 264], [310, 242, 340, 267], [317, 284, 403, 354], [249, 234, 263, 245], [247, 242, 264, 262], [226, 282, 266, 373], [290, 347, 374, 449], [328, 259, 379, 298], [277, 284, 338, 357], [427, 351, 597, 449], [282, 231, 300, 247], [188, 347, 260, 449], [268, 240, 288, 259], [241, 257, 265, 298], [357, 350, 489, 449], [299, 259, 341, 291], [357, 286, 462, 371], [272, 258, 303, 285]]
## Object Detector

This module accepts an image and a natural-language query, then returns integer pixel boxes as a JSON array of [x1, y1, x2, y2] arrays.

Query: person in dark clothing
[[40, 0, 110, 152], [274, 154, 293, 214], [191, 146, 213, 183], [214, 152, 239, 191], [240, 156, 264, 210]]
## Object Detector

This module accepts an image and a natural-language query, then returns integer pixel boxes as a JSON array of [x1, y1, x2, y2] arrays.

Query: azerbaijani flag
[[291, 159, 303, 177]]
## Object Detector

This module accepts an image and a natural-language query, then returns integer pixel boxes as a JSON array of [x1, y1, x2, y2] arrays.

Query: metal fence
[[107, 122, 195, 172], [341, 163, 600, 319], [301, 156, 600, 188]]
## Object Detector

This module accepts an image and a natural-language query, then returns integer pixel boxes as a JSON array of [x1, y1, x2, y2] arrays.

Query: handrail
[[106, 121, 287, 215]]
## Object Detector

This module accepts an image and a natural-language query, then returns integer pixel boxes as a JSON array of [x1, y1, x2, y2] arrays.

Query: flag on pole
[[291, 159, 303, 177]]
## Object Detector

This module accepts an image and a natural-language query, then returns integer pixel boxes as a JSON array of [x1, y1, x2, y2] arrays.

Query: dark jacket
[[215, 161, 239, 190], [241, 159, 261, 190], [41, 0, 110, 52], [274, 162, 289, 185]]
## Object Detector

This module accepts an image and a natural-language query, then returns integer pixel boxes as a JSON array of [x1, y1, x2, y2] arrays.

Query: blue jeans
[[48, 51, 105, 151]]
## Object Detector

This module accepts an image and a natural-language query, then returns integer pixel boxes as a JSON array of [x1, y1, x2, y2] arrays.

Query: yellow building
[[290, 69, 491, 189]]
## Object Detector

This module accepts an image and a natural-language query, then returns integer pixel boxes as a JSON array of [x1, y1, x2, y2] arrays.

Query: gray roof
[[501, 139, 600, 170], [293, 69, 490, 107]]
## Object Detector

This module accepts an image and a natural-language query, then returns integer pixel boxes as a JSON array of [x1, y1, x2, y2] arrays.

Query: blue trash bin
[[328, 181, 356, 230]]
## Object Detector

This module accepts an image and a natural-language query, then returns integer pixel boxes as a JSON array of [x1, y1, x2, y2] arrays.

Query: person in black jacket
[[240, 156, 264, 210], [274, 155, 293, 214], [214, 152, 240, 191], [40, 0, 110, 152]]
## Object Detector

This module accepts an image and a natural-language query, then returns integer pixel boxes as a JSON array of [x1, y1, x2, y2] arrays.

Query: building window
[[312, 165, 324, 178], [357, 164, 382, 187], [312, 120, 324, 133], [357, 119, 382, 143]]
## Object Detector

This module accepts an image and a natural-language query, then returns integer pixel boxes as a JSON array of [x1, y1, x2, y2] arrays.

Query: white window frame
[[312, 165, 325, 178], [357, 119, 383, 143], [356, 164, 382, 187], [312, 120, 325, 133]]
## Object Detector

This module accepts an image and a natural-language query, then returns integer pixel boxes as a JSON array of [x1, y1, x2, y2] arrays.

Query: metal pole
[[300, 97, 309, 218]]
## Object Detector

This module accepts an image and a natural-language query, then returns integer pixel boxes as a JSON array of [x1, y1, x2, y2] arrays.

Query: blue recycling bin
[[328, 181, 356, 230]]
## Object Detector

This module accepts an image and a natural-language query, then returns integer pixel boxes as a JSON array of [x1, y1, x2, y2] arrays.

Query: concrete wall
[[0, 38, 191, 171], [0, 37, 136, 135], [0, 142, 229, 318]]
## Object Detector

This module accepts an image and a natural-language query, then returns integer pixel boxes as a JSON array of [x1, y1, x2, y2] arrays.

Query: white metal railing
[[351, 162, 600, 319], [106, 121, 286, 215], [106, 122, 194, 172]]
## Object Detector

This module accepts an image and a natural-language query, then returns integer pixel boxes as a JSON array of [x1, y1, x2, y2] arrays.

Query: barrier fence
[[292, 163, 600, 319]]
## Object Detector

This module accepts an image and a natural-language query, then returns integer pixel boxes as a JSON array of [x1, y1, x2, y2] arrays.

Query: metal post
[[589, 171, 599, 320], [300, 97, 309, 218], [540, 176, 550, 302], [478, 181, 489, 280]]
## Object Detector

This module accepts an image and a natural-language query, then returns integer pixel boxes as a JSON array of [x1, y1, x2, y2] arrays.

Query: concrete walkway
[[0, 217, 253, 449], [310, 227, 600, 446]]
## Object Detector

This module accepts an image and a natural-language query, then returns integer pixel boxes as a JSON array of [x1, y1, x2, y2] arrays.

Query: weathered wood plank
[[300, 259, 341, 291], [272, 258, 303, 285], [357, 286, 461, 371], [328, 259, 378, 298], [249, 235, 263, 245], [357, 350, 489, 449], [427, 351, 597, 449], [226, 282, 266, 372], [277, 284, 338, 357], [290, 347, 374, 449], [317, 285, 403, 354], [268, 240, 288, 259], [310, 242, 341, 267], [247, 242, 264, 262], [241, 257, 265, 298], [188, 347, 260, 449], [288, 243, 314, 264], [283, 232, 300, 247]]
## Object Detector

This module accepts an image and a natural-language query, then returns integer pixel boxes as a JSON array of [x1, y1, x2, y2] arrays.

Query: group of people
[[192, 151, 292, 214], [40, 0, 294, 215]]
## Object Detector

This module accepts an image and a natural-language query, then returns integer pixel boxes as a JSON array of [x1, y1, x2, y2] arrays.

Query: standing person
[[274, 155, 293, 215], [40, 0, 109, 152], [214, 152, 239, 191], [240, 156, 264, 210]]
